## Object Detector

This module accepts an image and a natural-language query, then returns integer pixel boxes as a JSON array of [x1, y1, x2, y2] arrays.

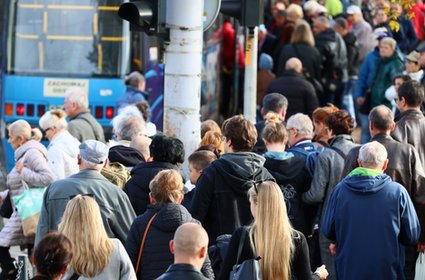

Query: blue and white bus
[[0, 0, 145, 171]]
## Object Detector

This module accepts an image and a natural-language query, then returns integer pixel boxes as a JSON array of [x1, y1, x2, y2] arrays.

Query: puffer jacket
[[125, 203, 214, 280], [47, 130, 80, 179], [0, 140, 55, 247]]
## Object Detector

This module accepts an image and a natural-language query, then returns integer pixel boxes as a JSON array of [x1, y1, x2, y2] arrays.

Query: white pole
[[163, 0, 203, 175], [243, 27, 258, 123]]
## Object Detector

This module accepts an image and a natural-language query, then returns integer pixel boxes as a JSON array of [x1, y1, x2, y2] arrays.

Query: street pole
[[243, 26, 258, 123], [163, 0, 203, 174]]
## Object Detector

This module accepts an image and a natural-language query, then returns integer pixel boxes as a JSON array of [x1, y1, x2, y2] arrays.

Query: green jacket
[[371, 53, 404, 109]]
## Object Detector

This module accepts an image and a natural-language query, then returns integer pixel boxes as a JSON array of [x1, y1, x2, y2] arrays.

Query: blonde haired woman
[[0, 120, 55, 279], [58, 195, 136, 279], [218, 181, 328, 280], [39, 109, 80, 179]]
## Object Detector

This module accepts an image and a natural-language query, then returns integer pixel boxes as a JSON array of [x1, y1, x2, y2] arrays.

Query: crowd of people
[[0, 0, 425, 279]]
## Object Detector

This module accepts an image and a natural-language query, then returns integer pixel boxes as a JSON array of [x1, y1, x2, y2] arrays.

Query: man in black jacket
[[156, 223, 209, 280], [313, 16, 348, 106], [190, 115, 274, 243], [266, 57, 319, 119]]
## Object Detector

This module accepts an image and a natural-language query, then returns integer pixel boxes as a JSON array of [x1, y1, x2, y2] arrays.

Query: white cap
[[346, 5, 362, 15]]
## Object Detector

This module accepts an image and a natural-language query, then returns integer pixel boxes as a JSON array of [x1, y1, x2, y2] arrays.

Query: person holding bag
[[0, 120, 55, 279], [218, 181, 328, 280]]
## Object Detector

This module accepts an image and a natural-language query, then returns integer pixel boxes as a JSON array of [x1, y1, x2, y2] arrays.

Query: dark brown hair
[[33, 232, 73, 279], [326, 110, 355, 135], [222, 115, 257, 152], [188, 150, 217, 171]]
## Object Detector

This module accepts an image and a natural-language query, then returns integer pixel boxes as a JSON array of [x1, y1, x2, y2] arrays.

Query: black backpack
[[208, 234, 232, 278]]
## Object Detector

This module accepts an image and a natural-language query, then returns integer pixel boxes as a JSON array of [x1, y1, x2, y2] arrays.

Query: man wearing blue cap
[[35, 140, 136, 245]]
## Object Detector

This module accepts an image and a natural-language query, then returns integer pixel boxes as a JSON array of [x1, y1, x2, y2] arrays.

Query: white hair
[[358, 141, 388, 168], [286, 113, 314, 138], [39, 110, 68, 131], [112, 105, 146, 140], [65, 87, 89, 109]]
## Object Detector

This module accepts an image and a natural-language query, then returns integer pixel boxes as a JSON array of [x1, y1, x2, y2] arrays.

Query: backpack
[[208, 234, 233, 278], [290, 145, 327, 176], [101, 162, 131, 188]]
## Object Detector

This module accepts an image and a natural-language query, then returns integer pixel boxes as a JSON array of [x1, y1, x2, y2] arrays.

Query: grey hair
[[65, 87, 89, 109], [358, 141, 388, 168], [39, 110, 68, 131], [286, 113, 314, 138], [116, 116, 146, 141], [80, 157, 101, 169], [380, 37, 397, 50]]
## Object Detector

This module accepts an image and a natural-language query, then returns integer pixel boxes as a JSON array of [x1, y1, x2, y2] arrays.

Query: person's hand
[[329, 243, 337, 256], [418, 242, 425, 252], [15, 162, 24, 173], [356, 97, 365, 105], [314, 265, 329, 279]]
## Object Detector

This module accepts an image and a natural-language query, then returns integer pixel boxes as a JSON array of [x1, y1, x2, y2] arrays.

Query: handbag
[[229, 227, 262, 280], [12, 180, 46, 237], [0, 192, 13, 218], [135, 212, 158, 274], [415, 252, 425, 280]]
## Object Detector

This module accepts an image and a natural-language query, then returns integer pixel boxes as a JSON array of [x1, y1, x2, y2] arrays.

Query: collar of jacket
[[394, 109, 424, 122], [371, 133, 393, 142], [69, 110, 90, 121], [75, 169, 105, 179], [348, 167, 382, 177], [329, 134, 354, 146]]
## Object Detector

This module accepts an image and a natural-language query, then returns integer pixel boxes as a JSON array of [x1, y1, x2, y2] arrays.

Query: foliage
[[387, 0, 417, 32]]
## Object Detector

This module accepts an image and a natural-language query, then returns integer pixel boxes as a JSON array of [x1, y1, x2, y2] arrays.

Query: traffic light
[[220, 0, 263, 27], [118, 0, 166, 35]]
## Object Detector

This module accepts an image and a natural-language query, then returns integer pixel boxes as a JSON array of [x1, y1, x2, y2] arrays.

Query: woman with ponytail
[[261, 112, 314, 236], [218, 181, 328, 280]]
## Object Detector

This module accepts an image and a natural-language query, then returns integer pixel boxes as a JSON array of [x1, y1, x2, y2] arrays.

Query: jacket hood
[[15, 140, 48, 161], [343, 172, 391, 193], [212, 152, 267, 194], [108, 145, 145, 167], [131, 161, 177, 176], [50, 130, 80, 158], [344, 32, 357, 45], [316, 28, 337, 43], [149, 203, 195, 232], [264, 155, 306, 181]]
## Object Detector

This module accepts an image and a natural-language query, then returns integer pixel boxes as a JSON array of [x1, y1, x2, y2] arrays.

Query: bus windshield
[[8, 0, 129, 77]]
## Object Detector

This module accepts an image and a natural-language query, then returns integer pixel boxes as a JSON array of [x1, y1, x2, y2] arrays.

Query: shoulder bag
[[135, 212, 158, 274], [229, 226, 262, 280]]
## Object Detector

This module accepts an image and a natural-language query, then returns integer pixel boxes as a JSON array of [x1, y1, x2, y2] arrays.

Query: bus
[[0, 0, 154, 172]]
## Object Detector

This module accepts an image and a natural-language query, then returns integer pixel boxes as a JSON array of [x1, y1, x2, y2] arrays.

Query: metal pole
[[243, 26, 258, 123], [163, 0, 203, 174]]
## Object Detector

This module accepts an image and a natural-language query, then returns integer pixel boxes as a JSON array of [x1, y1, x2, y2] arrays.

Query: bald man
[[265, 57, 319, 118], [156, 223, 209, 280]]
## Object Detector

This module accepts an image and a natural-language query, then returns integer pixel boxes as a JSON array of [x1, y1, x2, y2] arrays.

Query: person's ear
[[149, 193, 156, 204], [177, 194, 184, 205], [199, 245, 207, 259], [169, 240, 175, 255], [390, 121, 395, 132], [382, 159, 389, 172], [103, 159, 109, 168], [77, 155, 82, 165], [262, 138, 268, 146]]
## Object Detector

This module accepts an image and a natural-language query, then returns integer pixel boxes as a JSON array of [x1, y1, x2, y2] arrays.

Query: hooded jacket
[[125, 203, 214, 280], [322, 169, 420, 280], [47, 130, 80, 179], [124, 161, 180, 215], [263, 153, 314, 235], [108, 145, 145, 168], [190, 152, 274, 243]]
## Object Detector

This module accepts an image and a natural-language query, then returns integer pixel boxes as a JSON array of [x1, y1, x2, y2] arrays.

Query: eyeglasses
[[43, 127, 52, 133]]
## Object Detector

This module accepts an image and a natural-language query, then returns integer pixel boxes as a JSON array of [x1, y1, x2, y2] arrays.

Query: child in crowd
[[183, 150, 217, 209]]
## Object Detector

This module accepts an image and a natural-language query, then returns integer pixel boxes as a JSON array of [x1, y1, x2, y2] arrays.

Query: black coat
[[265, 70, 319, 119], [264, 155, 315, 235], [218, 227, 320, 280], [156, 264, 208, 280], [108, 145, 145, 167], [125, 203, 214, 280], [343, 32, 360, 77], [276, 43, 321, 83], [124, 161, 180, 215], [190, 152, 274, 244]]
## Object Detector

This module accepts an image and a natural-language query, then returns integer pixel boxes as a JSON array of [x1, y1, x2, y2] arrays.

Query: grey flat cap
[[79, 140, 109, 164]]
